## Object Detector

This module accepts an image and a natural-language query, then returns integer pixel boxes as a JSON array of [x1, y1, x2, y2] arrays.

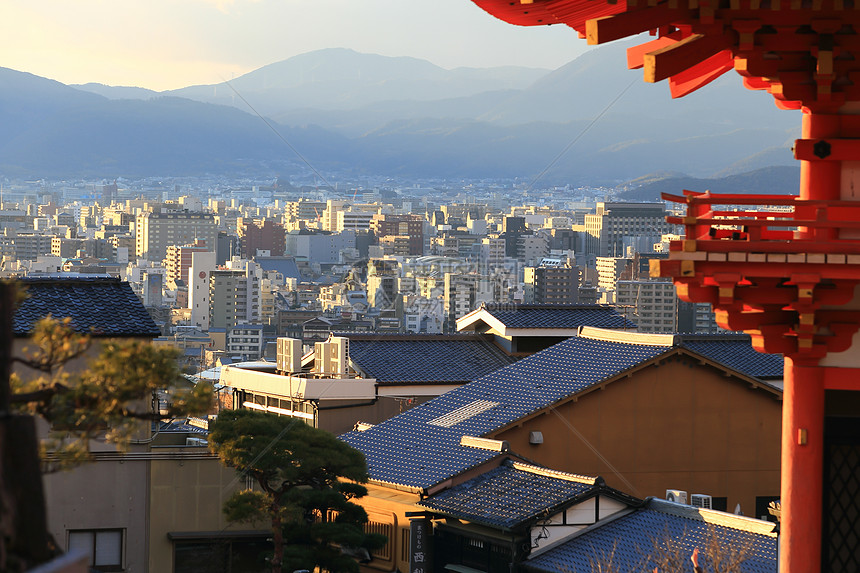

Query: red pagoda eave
[[653, 190, 860, 359], [473, 0, 860, 110]]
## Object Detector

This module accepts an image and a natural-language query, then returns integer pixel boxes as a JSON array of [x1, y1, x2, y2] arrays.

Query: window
[[68, 529, 123, 571]]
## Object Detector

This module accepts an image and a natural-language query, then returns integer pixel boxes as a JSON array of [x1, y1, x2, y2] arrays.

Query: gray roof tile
[[346, 334, 518, 384], [13, 276, 160, 338], [341, 330, 782, 490], [341, 335, 669, 489], [524, 499, 777, 573], [680, 336, 783, 379], [480, 304, 638, 330], [418, 460, 603, 530]]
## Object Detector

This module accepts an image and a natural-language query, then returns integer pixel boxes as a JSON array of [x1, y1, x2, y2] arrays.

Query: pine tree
[[209, 408, 386, 573]]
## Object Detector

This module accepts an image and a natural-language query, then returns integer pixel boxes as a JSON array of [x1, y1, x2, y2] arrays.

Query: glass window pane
[[95, 530, 122, 566], [68, 531, 94, 557]]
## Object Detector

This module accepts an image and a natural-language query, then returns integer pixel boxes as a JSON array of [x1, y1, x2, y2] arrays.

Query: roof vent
[[428, 400, 499, 428], [460, 435, 509, 452], [529, 431, 544, 444]]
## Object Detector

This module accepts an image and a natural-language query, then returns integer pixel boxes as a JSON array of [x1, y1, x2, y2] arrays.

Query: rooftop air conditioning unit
[[666, 489, 688, 505], [691, 494, 713, 509], [329, 336, 349, 378], [314, 341, 331, 375], [276, 337, 301, 373]]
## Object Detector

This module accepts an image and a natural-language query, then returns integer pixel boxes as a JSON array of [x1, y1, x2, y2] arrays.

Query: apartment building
[[615, 279, 678, 333], [163, 239, 210, 284], [208, 260, 262, 330], [524, 264, 579, 304], [584, 202, 673, 257], [371, 213, 424, 255], [135, 210, 217, 262], [443, 273, 493, 329], [238, 218, 285, 258]]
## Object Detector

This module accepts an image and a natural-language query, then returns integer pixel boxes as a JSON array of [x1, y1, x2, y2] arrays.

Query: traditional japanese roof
[[254, 256, 302, 281], [340, 328, 782, 491], [345, 334, 518, 385], [341, 332, 671, 490], [524, 498, 777, 573], [679, 335, 784, 380], [418, 460, 636, 531], [456, 303, 637, 334], [13, 276, 161, 338]]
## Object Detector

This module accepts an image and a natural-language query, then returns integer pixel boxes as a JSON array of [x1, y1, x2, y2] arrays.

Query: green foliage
[[11, 316, 214, 466], [209, 409, 386, 573]]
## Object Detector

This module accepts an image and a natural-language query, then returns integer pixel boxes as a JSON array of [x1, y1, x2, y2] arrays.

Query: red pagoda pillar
[[469, 1, 860, 571]]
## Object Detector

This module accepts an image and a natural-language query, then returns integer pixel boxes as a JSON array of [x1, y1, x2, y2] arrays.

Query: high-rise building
[[524, 264, 580, 304], [443, 273, 493, 330], [189, 251, 217, 331], [615, 280, 677, 333], [238, 218, 285, 258], [163, 240, 211, 284], [596, 257, 633, 292], [209, 261, 262, 330], [370, 214, 424, 256], [584, 202, 673, 257], [135, 211, 217, 262]]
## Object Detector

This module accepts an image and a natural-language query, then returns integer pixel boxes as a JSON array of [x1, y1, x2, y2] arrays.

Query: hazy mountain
[[0, 68, 353, 177], [166, 48, 550, 114], [0, 43, 806, 182], [72, 83, 158, 100], [618, 166, 801, 202]]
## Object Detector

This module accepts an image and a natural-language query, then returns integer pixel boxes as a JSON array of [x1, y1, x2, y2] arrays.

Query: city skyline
[[4, 0, 592, 92]]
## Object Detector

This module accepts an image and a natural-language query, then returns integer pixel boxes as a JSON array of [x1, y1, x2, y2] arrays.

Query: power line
[[525, 77, 639, 193], [220, 76, 335, 191]]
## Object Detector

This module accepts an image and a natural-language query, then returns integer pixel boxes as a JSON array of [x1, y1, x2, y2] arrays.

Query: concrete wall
[[44, 457, 149, 573]]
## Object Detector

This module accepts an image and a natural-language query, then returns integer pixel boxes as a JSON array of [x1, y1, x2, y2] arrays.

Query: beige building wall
[[490, 356, 782, 517], [44, 457, 150, 573], [148, 453, 265, 573]]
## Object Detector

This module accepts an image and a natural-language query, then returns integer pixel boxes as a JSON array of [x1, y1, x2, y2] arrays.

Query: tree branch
[[10, 383, 69, 404]]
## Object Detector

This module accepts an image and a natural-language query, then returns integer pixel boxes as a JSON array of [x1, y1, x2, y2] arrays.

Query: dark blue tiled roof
[[13, 276, 161, 337], [341, 328, 783, 491], [418, 460, 600, 530], [525, 499, 777, 573], [341, 335, 668, 489], [481, 304, 637, 330], [680, 336, 783, 379], [255, 256, 302, 281], [346, 335, 518, 385]]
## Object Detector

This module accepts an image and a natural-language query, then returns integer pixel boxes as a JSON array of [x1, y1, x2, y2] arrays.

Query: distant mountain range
[[1, 44, 802, 186], [617, 166, 800, 202]]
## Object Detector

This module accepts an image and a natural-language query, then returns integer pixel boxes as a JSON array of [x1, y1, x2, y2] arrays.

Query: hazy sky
[[3, 0, 592, 91]]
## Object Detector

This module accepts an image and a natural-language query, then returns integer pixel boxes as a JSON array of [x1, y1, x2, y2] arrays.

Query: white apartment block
[[189, 251, 216, 331], [480, 237, 506, 268], [596, 257, 633, 292], [135, 211, 218, 262], [584, 202, 673, 258], [336, 208, 378, 232]]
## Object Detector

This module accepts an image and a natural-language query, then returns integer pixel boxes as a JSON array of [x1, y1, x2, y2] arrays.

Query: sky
[[2, 0, 592, 92]]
